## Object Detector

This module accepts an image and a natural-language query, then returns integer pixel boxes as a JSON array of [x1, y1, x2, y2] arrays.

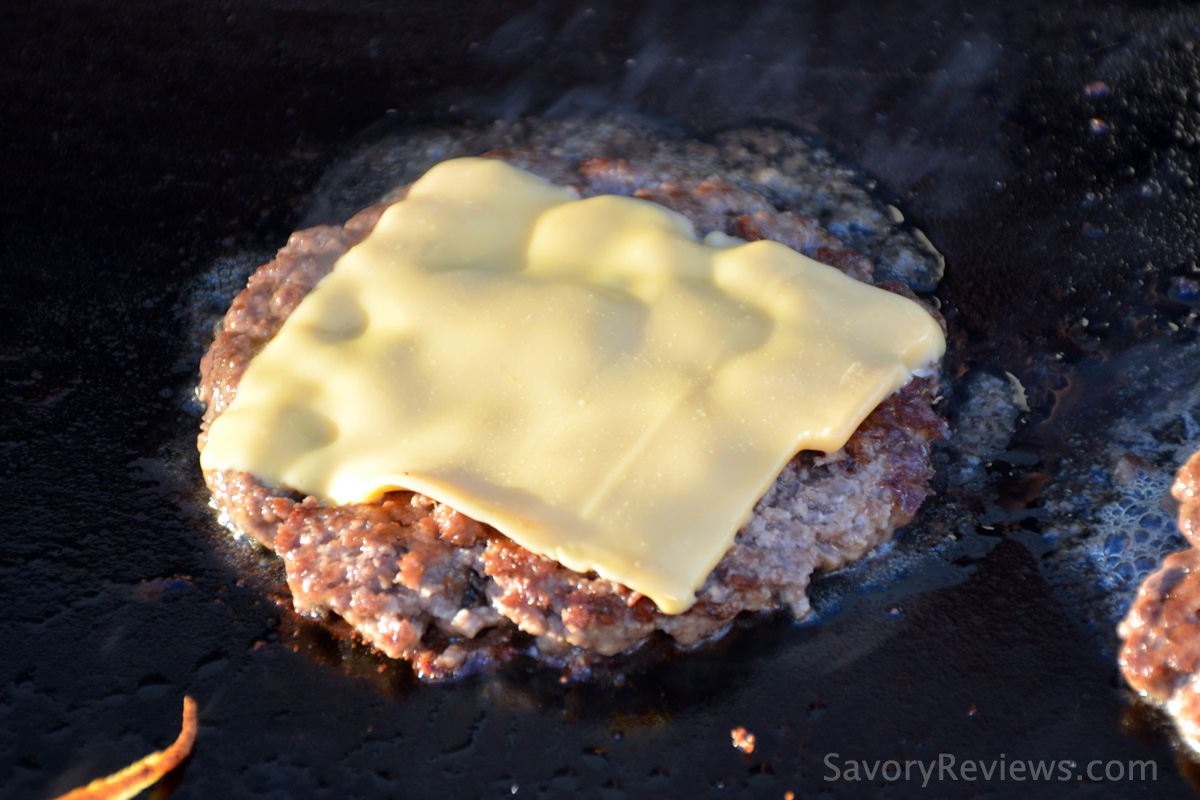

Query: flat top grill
[[5, 1, 1200, 797]]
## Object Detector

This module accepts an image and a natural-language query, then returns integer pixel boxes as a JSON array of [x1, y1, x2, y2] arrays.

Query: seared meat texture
[[1119, 451, 1200, 750], [199, 151, 946, 679]]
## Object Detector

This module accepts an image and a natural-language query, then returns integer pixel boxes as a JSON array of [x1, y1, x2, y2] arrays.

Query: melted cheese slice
[[202, 157, 945, 614]]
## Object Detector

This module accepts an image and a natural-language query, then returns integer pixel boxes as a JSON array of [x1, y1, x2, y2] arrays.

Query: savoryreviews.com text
[[823, 752, 1157, 787]]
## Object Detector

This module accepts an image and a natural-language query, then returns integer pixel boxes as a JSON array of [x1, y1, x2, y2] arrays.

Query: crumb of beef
[[198, 152, 946, 679]]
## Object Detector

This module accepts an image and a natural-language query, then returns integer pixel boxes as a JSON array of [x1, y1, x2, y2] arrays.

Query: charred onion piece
[[52, 696, 198, 800]]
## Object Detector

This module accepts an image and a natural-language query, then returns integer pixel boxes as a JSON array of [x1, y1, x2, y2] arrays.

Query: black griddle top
[[6, 1, 1200, 797]]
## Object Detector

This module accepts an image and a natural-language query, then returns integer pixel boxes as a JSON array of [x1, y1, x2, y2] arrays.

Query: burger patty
[[198, 152, 947, 680], [1119, 451, 1200, 750]]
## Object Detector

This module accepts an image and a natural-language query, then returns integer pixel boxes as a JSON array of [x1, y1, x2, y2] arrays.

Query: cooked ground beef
[[1175, 452, 1200, 549], [198, 151, 947, 680], [1119, 451, 1200, 750]]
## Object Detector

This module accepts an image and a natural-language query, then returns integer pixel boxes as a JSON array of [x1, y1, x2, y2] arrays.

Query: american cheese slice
[[202, 157, 945, 614]]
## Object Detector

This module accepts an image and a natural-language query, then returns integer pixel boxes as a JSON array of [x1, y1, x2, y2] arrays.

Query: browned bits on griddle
[[730, 726, 757, 754], [52, 696, 198, 800]]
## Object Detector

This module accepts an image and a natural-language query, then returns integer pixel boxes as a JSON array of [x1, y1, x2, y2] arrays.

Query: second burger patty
[[198, 152, 947, 680]]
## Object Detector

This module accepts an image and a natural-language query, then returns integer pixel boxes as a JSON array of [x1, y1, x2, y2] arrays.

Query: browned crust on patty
[[1120, 548, 1200, 703], [198, 153, 947, 679], [1175, 451, 1200, 549]]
